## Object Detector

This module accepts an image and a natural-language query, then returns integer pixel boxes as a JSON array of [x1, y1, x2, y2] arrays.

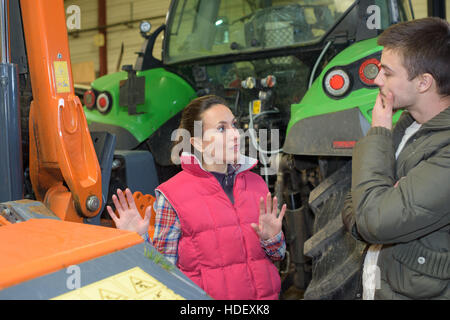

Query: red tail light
[[83, 90, 96, 109], [359, 58, 380, 85], [96, 92, 112, 114], [324, 69, 351, 97]]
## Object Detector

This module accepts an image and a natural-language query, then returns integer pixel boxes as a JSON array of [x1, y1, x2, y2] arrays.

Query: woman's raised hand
[[107, 188, 151, 236], [251, 192, 286, 240]]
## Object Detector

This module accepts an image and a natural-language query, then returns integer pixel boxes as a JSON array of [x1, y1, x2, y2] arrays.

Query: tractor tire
[[303, 160, 367, 300]]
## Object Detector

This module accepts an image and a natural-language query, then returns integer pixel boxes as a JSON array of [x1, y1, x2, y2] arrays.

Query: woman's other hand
[[251, 192, 286, 240]]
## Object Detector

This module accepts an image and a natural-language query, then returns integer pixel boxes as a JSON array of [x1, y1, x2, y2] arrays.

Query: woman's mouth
[[230, 144, 240, 153]]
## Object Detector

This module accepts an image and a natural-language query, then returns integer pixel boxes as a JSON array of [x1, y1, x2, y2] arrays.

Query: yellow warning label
[[52, 267, 185, 300], [252, 100, 261, 114], [54, 61, 71, 93]]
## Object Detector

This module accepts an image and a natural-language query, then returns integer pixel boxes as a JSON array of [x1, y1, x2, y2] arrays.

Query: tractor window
[[166, 0, 356, 64]]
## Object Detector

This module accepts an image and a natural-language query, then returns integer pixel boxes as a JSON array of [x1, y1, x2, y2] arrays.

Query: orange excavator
[[0, 0, 204, 300]]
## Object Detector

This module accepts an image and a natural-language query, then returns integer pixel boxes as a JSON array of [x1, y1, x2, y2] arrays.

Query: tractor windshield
[[165, 0, 357, 63]]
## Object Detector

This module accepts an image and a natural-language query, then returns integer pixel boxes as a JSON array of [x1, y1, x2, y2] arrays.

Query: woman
[[107, 95, 286, 300]]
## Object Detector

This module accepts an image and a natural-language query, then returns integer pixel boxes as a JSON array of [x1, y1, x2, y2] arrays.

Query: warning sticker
[[252, 100, 261, 114], [52, 267, 185, 300], [54, 61, 71, 93]]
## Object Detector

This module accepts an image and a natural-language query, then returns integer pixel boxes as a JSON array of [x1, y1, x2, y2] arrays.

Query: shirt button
[[417, 256, 426, 264]]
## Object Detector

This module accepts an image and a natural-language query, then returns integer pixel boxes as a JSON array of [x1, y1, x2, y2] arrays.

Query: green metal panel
[[286, 37, 401, 138], [84, 68, 196, 144]]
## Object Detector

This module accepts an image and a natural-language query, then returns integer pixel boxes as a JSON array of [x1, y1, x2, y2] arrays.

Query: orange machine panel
[[133, 192, 157, 241], [0, 219, 143, 290]]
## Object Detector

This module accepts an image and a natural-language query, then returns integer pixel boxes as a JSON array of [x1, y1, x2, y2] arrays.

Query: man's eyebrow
[[380, 64, 394, 73]]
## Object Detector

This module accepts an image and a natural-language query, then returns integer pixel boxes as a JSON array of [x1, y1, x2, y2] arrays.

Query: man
[[343, 17, 449, 299]]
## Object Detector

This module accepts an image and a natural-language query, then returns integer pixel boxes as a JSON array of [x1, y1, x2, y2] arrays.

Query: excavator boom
[[20, 0, 102, 221]]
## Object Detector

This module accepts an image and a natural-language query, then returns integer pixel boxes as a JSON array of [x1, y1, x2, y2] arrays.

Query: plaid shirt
[[150, 190, 286, 265]]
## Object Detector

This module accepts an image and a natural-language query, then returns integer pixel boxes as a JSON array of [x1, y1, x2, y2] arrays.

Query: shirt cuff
[[260, 230, 283, 247]]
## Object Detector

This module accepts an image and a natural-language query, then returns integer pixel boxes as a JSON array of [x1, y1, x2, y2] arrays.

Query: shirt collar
[[179, 151, 258, 177]]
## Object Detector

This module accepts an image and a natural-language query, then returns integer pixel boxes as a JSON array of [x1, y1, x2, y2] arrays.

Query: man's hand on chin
[[371, 91, 394, 130]]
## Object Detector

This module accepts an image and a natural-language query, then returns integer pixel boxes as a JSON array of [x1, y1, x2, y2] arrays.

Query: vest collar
[[180, 151, 258, 177]]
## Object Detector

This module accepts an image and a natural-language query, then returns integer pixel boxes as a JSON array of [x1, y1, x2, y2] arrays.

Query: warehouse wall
[[64, 0, 170, 82], [63, 0, 448, 83], [411, 0, 428, 18], [105, 0, 169, 73], [410, 0, 450, 18]]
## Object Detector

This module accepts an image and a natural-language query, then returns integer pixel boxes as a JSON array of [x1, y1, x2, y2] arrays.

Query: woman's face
[[191, 104, 241, 166]]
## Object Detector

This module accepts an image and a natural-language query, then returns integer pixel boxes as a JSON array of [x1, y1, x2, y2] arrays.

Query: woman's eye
[[217, 126, 225, 132]]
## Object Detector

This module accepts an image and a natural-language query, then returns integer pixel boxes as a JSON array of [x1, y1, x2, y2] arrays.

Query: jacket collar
[[421, 106, 450, 130], [393, 107, 450, 145], [397, 107, 450, 131], [179, 152, 258, 177]]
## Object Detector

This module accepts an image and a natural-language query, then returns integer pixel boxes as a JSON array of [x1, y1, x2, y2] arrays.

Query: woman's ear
[[417, 73, 434, 93], [190, 136, 203, 152]]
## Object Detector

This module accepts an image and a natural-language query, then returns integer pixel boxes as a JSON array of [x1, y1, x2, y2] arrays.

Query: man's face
[[374, 48, 419, 110]]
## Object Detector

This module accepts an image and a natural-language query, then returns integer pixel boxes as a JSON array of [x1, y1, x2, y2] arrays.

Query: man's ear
[[190, 136, 203, 152], [417, 73, 434, 93]]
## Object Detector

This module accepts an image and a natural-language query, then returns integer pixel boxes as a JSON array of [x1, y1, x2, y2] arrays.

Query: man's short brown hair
[[378, 17, 450, 96]]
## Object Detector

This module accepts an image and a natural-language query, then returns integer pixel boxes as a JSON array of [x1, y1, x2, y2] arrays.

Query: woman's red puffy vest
[[156, 153, 281, 300]]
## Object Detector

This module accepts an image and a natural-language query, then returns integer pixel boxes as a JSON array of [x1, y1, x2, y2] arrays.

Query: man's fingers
[[372, 91, 394, 130], [380, 92, 394, 112], [106, 205, 119, 223], [375, 92, 384, 109], [385, 91, 394, 110]]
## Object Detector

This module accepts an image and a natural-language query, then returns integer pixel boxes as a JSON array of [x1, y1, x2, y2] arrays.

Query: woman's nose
[[232, 127, 240, 140]]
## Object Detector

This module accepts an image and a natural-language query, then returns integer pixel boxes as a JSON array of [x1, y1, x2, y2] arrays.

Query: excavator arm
[[20, 0, 102, 221]]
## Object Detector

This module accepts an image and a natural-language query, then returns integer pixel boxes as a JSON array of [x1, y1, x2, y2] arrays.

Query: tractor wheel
[[303, 160, 367, 299]]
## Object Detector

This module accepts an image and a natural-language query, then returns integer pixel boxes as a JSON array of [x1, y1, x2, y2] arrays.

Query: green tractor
[[81, 0, 414, 299]]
